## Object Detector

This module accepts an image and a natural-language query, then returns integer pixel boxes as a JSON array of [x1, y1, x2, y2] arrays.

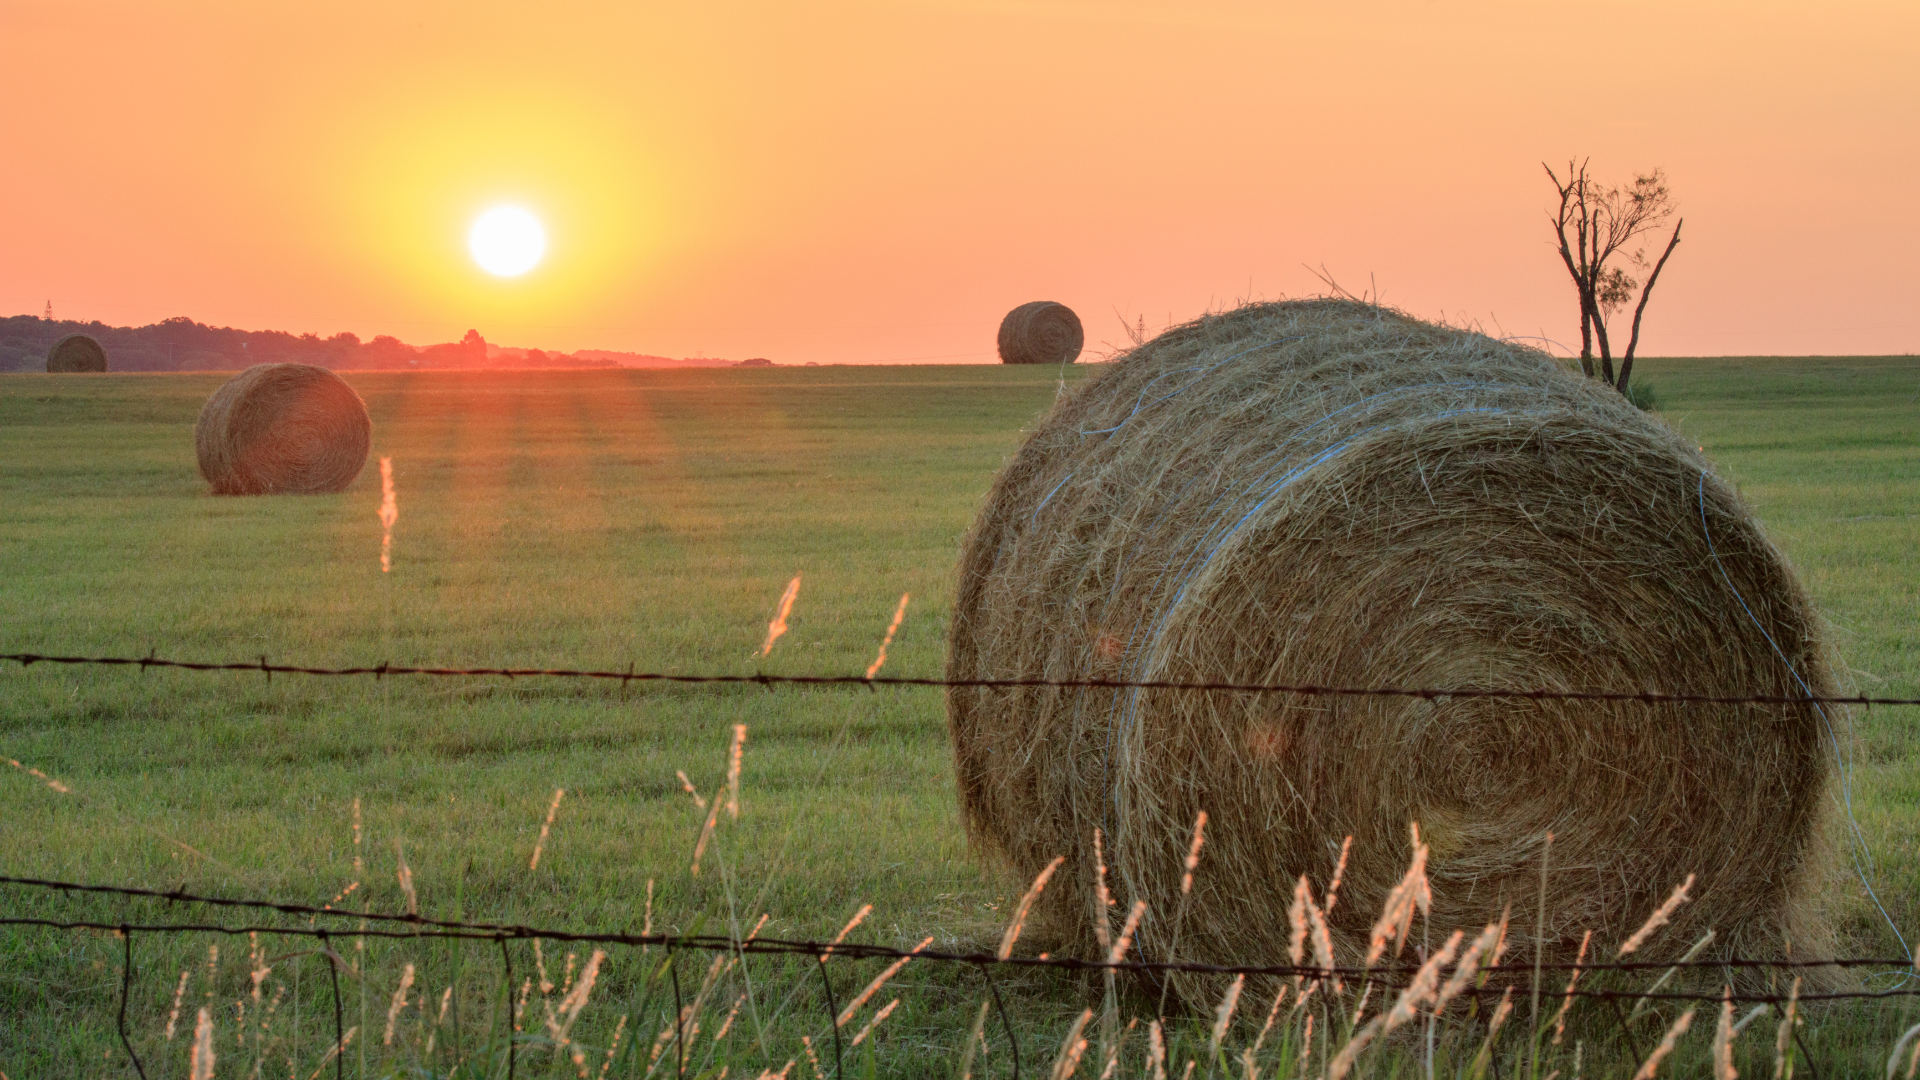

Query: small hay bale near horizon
[[194, 363, 371, 495], [997, 300, 1084, 365], [46, 333, 108, 372], [948, 298, 1836, 999]]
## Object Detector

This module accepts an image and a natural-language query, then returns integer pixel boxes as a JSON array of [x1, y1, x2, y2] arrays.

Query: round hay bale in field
[[949, 299, 1834, 995], [46, 334, 107, 372], [194, 364, 371, 495], [997, 301, 1084, 365]]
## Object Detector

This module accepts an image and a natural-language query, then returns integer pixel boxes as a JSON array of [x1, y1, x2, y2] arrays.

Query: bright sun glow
[[468, 205, 546, 276]]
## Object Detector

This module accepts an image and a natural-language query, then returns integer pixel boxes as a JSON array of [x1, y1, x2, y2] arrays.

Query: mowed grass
[[0, 365, 1086, 915], [1, 366, 1089, 1076], [2, 355, 1918, 1077]]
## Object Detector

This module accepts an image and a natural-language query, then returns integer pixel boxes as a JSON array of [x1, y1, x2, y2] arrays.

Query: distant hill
[[0, 315, 793, 372], [0, 316, 631, 373]]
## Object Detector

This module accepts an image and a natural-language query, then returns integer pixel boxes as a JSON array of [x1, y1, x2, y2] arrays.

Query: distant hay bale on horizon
[[46, 334, 107, 372], [997, 301, 1083, 365], [195, 364, 371, 495], [948, 298, 1835, 1001]]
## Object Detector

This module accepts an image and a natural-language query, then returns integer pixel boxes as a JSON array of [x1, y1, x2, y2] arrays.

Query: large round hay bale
[[46, 334, 107, 372], [194, 364, 371, 495], [949, 299, 1833, 993], [997, 301, 1083, 365]]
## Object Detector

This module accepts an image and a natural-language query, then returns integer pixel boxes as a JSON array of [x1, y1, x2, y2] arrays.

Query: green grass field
[[2, 356, 1917, 1078]]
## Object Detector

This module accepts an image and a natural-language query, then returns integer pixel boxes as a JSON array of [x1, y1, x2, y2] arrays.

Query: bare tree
[[1544, 160, 1684, 395]]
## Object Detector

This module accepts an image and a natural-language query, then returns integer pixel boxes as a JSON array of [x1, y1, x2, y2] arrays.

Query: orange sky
[[3, 1, 1915, 363]]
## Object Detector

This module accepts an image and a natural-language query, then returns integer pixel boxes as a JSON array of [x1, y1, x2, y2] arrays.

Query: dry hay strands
[[948, 298, 1837, 1006], [997, 300, 1084, 365], [195, 363, 372, 495], [46, 333, 108, 372]]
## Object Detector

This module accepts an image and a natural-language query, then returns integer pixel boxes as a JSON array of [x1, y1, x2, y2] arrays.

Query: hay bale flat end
[[46, 334, 108, 372], [997, 301, 1083, 365], [194, 363, 372, 495]]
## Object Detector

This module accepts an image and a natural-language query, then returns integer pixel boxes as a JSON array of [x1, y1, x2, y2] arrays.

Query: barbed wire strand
[[6, 650, 1920, 706], [3, 875, 1912, 989], [7, 901, 1916, 1080]]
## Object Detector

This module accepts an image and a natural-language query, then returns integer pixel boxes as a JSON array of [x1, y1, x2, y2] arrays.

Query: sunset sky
[[3, 1, 1914, 363]]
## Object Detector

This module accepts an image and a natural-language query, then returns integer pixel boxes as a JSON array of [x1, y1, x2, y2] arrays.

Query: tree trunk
[[1545, 161, 1596, 377], [1589, 263, 1615, 385]]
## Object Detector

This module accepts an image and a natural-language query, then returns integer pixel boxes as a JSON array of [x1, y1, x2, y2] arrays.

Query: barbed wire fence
[[8, 872, 1920, 1080], [7, 648, 1920, 1078], [7, 871, 1917, 1080]]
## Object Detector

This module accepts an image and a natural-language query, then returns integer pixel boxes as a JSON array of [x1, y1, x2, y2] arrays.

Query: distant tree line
[[0, 317, 620, 373]]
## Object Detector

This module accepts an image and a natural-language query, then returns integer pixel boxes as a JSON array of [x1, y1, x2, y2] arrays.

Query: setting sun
[[468, 205, 546, 277]]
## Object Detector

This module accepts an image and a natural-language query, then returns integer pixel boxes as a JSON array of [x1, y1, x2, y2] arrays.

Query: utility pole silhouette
[[43, 300, 52, 320]]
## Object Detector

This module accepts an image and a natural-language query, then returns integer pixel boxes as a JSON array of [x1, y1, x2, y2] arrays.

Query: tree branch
[[1615, 218, 1683, 393]]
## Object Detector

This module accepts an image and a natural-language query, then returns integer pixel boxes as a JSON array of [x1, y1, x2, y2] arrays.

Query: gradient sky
[[3, 1, 1914, 363]]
